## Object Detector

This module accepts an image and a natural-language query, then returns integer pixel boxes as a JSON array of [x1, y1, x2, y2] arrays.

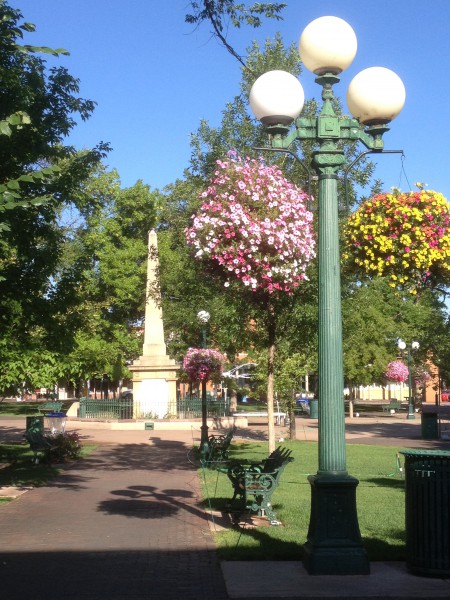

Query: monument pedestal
[[129, 355, 178, 419]]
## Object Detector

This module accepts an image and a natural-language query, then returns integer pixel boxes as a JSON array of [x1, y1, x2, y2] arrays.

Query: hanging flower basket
[[344, 187, 450, 293], [413, 365, 431, 388], [384, 360, 409, 383], [183, 348, 226, 383], [185, 153, 315, 294]]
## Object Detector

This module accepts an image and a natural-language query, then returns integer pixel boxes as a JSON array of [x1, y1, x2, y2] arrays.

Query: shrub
[[44, 431, 81, 463]]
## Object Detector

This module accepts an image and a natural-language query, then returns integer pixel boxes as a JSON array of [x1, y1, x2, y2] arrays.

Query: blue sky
[[13, 0, 450, 201]]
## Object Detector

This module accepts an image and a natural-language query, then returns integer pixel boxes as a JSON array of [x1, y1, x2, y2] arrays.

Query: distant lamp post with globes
[[397, 339, 420, 420], [197, 310, 210, 456], [249, 16, 405, 575]]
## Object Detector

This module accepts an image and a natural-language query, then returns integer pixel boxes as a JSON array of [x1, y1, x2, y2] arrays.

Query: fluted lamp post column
[[398, 339, 419, 420], [249, 16, 405, 575], [197, 310, 210, 458]]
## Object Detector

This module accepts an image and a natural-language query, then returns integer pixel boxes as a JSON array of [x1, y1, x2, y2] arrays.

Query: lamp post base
[[303, 473, 370, 575], [407, 397, 416, 420], [200, 380, 209, 462], [200, 424, 209, 459]]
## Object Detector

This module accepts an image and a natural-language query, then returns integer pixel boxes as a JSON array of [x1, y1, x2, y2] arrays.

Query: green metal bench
[[226, 446, 294, 525], [204, 425, 236, 466], [24, 426, 55, 464], [382, 399, 403, 413], [39, 401, 63, 415]]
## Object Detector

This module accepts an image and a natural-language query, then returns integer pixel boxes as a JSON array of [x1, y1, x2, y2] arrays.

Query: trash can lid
[[400, 449, 450, 457]]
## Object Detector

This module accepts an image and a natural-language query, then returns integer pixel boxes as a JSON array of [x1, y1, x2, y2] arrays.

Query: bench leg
[[248, 493, 280, 525]]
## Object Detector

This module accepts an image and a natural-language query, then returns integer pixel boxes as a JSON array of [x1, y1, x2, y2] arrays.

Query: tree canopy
[[1, 0, 449, 401], [0, 2, 108, 394]]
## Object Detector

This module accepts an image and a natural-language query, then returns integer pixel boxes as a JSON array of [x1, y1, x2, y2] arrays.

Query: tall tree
[[0, 3, 108, 394], [61, 169, 160, 390]]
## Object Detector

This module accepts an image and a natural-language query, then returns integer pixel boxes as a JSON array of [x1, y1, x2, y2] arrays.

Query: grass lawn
[[200, 440, 406, 562], [0, 401, 74, 416]]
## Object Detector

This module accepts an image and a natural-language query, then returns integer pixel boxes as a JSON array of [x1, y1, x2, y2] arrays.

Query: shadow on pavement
[[0, 549, 227, 600]]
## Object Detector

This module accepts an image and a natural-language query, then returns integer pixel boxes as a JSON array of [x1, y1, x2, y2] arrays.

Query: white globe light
[[397, 339, 407, 350], [197, 310, 210, 324], [347, 67, 406, 124], [299, 16, 357, 75], [249, 70, 304, 125]]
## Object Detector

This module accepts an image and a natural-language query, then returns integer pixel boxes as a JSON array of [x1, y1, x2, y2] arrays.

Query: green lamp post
[[398, 339, 419, 420], [249, 16, 405, 575], [197, 310, 210, 457]]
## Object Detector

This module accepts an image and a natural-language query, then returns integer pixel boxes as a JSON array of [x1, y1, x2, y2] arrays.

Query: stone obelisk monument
[[129, 230, 179, 418]]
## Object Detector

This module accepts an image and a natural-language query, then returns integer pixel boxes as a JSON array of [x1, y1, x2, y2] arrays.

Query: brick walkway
[[1, 416, 449, 599], [0, 427, 228, 600]]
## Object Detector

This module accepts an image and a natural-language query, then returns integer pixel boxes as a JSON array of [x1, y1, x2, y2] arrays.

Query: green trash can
[[400, 449, 450, 577], [26, 415, 44, 435], [421, 405, 439, 440], [309, 399, 319, 419]]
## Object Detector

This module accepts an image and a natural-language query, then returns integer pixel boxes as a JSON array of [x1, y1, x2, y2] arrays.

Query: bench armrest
[[244, 470, 277, 491]]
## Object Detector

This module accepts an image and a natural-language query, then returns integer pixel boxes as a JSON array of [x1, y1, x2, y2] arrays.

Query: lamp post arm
[[343, 149, 404, 212], [266, 115, 394, 153]]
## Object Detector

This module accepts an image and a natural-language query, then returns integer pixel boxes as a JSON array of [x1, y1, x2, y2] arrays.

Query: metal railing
[[79, 397, 133, 419], [78, 396, 230, 420], [177, 396, 230, 419]]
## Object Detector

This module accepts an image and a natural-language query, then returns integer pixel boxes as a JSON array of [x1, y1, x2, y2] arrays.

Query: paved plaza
[[0, 414, 449, 599]]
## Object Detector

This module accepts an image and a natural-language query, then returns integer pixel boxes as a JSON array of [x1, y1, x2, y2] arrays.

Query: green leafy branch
[[0, 111, 31, 136], [13, 19, 70, 56], [0, 110, 62, 229], [0, 165, 61, 208], [186, 1, 286, 67]]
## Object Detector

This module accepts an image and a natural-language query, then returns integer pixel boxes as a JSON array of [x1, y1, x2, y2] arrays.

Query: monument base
[[129, 355, 178, 419]]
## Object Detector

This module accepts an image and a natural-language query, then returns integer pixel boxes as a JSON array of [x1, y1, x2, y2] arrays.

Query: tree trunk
[[230, 390, 237, 413], [266, 302, 276, 453], [289, 388, 296, 440], [348, 385, 354, 418]]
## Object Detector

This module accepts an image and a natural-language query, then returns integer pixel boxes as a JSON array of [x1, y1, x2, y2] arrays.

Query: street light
[[197, 310, 210, 456], [249, 16, 405, 575], [398, 339, 420, 420]]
